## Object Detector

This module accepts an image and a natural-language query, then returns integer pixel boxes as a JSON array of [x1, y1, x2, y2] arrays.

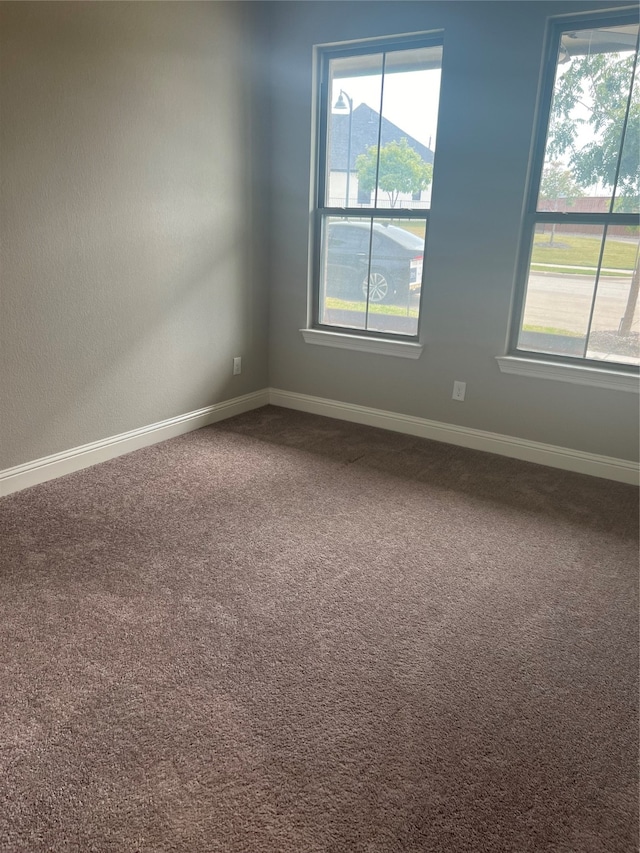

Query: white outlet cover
[[452, 381, 466, 401]]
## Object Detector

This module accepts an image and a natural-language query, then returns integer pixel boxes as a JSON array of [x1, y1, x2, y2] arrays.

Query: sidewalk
[[530, 262, 631, 274]]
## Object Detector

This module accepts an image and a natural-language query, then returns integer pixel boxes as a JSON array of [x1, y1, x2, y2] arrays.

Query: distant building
[[328, 103, 434, 208], [538, 195, 633, 237]]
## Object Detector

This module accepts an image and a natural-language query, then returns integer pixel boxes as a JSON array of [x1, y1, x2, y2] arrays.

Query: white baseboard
[[2, 386, 637, 496], [0, 390, 269, 498], [268, 388, 640, 486]]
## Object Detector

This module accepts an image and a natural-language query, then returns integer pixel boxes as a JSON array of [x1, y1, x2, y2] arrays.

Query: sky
[[331, 68, 442, 151]]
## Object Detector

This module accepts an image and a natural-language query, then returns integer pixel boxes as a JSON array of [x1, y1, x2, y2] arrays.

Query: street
[[522, 272, 638, 335]]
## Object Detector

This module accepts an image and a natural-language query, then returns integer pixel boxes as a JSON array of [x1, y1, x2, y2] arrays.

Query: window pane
[[326, 54, 383, 208], [538, 24, 639, 212], [586, 233, 640, 364], [319, 216, 425, 336], [373, 45, 441, 210], [518, 225, 605, 357], [613, 57, 640, 214], [325, 44, 441, 210]]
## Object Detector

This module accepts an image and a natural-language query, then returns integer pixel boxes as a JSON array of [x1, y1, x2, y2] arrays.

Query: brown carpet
[[1, 405, 638, 853]]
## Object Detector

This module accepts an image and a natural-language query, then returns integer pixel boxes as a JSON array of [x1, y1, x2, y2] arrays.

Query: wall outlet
[[452, 380, 466, 401], [233, 357, 242, 376]]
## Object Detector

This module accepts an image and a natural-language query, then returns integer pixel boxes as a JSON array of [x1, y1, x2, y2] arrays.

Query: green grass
[[325, 297, 419, 317], [395, 222, 425, 238], [357, 225, 637, 273], [324, 303, 579, 336], [522, 324, 582, 337], [532, 233, 637, 270], [530, 265, 627, 277], [347, 224, 638, 272]]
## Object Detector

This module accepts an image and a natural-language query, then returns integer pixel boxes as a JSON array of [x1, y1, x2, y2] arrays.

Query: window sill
[[301, 329, 423, 359], [496, 356, 639, 393]]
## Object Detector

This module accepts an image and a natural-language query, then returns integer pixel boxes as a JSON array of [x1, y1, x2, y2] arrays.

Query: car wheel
[[362, 271, 391, 303]]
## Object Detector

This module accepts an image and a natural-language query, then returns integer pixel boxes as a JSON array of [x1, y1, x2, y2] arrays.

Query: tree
[[355, 138, 433, 208], [547, 51, 639, 207], [538, 161, 584, 245], [547, 47, 639, 333]]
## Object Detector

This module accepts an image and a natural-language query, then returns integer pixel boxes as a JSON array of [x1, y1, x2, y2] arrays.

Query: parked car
[[325, 221, 424, 303]]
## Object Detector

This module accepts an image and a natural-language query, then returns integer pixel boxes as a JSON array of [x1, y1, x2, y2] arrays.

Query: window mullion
[[371, 53, 387, 211], [534, 211, 639, 226], [609, 29, 640, 213], [582, 225, 610, 358], [365, 52, 387, 330], [363, 219, 373, 331]]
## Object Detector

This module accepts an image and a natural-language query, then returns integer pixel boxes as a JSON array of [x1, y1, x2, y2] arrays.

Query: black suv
[[325, 221, 424, 303]]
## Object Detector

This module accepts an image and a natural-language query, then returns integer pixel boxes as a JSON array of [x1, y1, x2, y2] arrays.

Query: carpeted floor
[[1, 405, 638, 853]]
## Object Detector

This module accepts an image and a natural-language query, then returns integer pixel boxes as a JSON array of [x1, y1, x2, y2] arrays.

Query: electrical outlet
[[233, 357, 242, 376], [452, 380, 466, 401]]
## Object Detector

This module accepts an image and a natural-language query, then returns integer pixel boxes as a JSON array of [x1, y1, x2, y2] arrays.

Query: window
[[311, 35, 443, 341], [513, 13, 640, 369]]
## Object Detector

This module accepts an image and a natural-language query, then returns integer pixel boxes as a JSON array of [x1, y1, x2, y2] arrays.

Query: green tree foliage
[[356, 138, 433, 208], [539, 160, 584, 204], [547, 48, 639, 208], [539, 161, 584, 244]]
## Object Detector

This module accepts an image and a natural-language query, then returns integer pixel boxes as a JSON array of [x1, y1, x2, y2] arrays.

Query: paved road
[[523, 272, 637, 334], [325, 270, 638, 344]]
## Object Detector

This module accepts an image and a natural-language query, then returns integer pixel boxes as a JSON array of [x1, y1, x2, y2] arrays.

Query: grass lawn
[[324, 301, 581, 337], [387, 224, 638, 272], [395, 221, 426, 238], [522, 324, 582, 337], [532, 233, 638, 270], [325, 297, 419, 317], [325, 296, 583, 339], [531, 265, 625, 276]]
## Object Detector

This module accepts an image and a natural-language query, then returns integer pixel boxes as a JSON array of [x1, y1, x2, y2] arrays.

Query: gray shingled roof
[[328, 103, 434, 171]]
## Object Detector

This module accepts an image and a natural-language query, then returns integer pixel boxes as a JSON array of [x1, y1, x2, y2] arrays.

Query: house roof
[[328, 103, 434, 171]]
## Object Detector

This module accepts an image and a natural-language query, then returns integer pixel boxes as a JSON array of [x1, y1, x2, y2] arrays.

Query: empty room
[[1, 1, 638, 851]]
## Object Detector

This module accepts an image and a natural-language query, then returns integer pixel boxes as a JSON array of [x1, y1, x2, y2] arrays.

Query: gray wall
[[267, 1, 640, 462], [0, 1, 269, 470], [1, 1, 637, 474]]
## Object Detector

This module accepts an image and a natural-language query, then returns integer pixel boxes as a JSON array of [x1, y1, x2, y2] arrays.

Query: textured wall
[[266, 0, 639, 462], [0, 2, 269, 469], [1, 1, 637, 474]]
